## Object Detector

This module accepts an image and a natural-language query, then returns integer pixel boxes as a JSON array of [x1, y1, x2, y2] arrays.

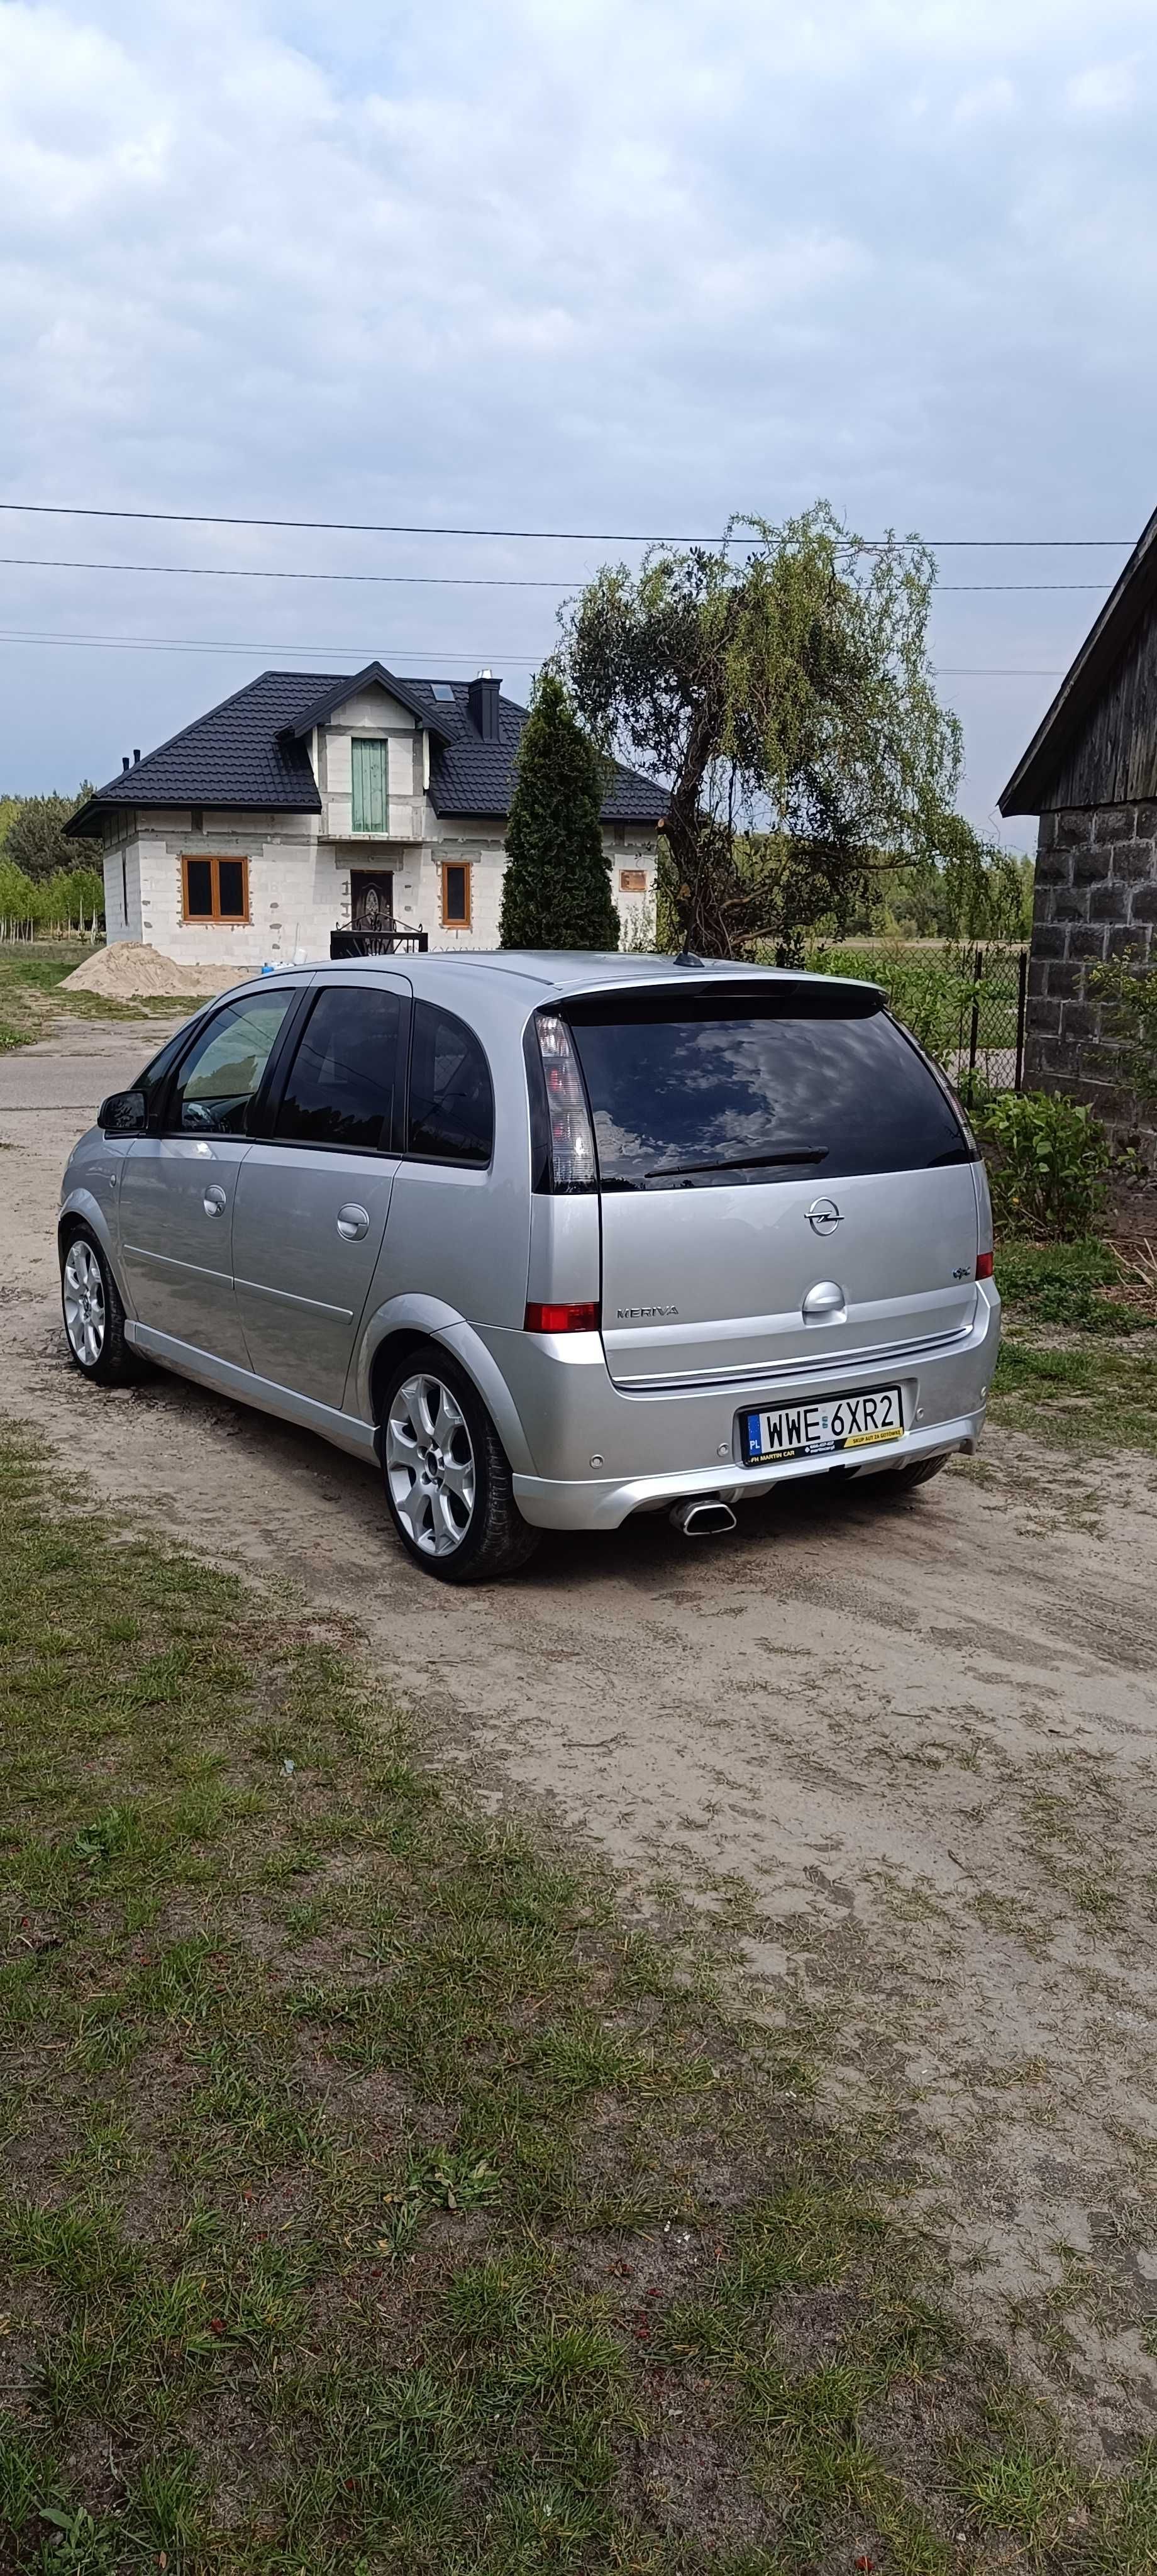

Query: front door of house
[[351, 870, 394, 930]]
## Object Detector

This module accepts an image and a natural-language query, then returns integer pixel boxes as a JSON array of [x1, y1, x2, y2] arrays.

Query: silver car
[[58, 953, 1000, 1582]]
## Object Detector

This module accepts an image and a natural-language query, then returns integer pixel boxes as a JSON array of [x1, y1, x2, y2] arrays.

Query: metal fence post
[[965, 947, 983, 1106]]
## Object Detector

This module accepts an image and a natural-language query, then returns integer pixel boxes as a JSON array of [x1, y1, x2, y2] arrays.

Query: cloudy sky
[[1, 0, 1155, 841]]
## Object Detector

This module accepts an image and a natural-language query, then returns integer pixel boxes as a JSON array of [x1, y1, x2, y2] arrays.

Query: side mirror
[[98, 1089, 147, 1135]]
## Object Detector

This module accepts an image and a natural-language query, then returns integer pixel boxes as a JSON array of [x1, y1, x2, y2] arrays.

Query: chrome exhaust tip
[[669, 1496, 738, 1538]]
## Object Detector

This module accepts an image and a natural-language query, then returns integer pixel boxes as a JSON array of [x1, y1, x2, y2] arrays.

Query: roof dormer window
[[351, 738, 388, 835]]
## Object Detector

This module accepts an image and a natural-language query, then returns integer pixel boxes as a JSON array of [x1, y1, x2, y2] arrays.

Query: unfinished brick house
[[1000, 504, 1157, 1142]]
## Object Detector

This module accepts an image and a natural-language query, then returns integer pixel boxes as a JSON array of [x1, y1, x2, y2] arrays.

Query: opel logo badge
[[805, 1198, 843, 1235]]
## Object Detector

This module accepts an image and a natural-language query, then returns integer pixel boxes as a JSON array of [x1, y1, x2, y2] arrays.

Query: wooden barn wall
[[1044, 594, 1157, 809]]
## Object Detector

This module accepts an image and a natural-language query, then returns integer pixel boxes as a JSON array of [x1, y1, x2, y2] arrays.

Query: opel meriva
[[58, 953, 1000, 1582]]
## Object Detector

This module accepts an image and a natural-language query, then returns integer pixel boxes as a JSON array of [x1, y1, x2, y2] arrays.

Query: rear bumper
[[515, 1408, 986, 1530], [496, 1284, 1000, 1533]]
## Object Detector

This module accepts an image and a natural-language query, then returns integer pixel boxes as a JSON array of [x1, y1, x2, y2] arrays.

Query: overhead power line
[[0, 552, 1114, 596], [0, 553, 571, 591], [0, 625, 1063, 675], [0, 499, 1138, 548], [0, 626, 540, 663]]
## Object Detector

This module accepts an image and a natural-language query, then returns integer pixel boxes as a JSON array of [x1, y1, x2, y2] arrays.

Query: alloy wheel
[[63, 1240, 106, 1368], [385, 1372, 477, 1557]]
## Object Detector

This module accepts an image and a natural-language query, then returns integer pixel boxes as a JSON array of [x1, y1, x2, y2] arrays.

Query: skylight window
[[430, 684, 455, 702]]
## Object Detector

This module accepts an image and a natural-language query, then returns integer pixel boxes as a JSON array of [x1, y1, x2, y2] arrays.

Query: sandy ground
[[4, 1016, 1157, 2449], [60, 942, 237, 999]]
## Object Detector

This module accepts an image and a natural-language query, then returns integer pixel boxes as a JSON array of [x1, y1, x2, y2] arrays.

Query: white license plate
[[739, 1384, 904, 1467]]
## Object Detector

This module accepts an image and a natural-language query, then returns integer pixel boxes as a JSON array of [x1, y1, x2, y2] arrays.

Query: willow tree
[[555, 506, 963, 959]]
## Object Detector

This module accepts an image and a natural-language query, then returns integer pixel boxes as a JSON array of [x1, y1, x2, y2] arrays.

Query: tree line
[[0, 787, 104, 934]]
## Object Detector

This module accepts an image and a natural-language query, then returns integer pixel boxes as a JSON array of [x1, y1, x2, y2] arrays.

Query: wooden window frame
[[181, 853, 251, 926], [440, 860, 472, 930], [351, 735, 389, 835]]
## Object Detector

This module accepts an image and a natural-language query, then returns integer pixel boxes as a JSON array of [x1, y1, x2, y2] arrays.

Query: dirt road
[[4, 1015, 1157, 2446]]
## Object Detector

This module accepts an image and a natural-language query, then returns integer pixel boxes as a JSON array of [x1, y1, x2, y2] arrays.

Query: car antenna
[[673, 947, 705, 969]]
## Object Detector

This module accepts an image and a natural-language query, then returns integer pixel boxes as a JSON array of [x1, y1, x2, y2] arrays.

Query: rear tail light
[[528, 1011, 597, 1193], [976, 1250, 994, 1279], [524, 1301, 600, 1335]]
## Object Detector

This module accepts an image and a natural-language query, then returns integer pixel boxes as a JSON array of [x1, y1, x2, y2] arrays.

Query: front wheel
[[60, 1227, 136, 1386], [380, 1346, 540, 1584]]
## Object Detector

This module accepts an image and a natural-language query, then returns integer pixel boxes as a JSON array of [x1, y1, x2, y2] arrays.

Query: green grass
[[0, 945, 199, 1049], [1, 1418, 1156, 2571], [990, 1237, 1157, 1455]]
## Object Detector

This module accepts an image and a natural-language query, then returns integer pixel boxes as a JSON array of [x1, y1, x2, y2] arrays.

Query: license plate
[[739, 1384, 904, 1467]]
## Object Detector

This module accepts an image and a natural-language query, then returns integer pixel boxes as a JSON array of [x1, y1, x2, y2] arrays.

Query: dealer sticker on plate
[[739, 1384, 904, 1467]]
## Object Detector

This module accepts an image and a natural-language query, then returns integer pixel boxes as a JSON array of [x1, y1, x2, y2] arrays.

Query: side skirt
[[126, 1322, 378, 1463]]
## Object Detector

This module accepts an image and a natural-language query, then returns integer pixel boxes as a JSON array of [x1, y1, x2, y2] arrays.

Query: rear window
[[564, 984, 972, 1189]]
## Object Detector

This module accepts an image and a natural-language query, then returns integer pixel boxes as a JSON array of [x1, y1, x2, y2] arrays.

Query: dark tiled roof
[[285, 662, 454, 745], [66, 669, 329, 837], [67, 668, 668, 838], [399, 677, 666, 821]]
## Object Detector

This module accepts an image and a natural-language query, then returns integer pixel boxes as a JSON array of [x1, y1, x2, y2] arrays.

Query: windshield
[[564, 985, 972, 1190]]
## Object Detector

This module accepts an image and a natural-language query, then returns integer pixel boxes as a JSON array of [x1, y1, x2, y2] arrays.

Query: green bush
[[810, 941, 977, 1064], [805, 939, 1021, 1075], [995, 1238, 1148, 1333], [973, 1090, 1109, 1240], [1090, 951, 1157, 1113]]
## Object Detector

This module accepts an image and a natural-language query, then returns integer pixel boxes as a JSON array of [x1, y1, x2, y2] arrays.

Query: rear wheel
[[858, 1452, 953, 1497], [60, 1227, 136, 1387], [380, 1345, 540, 1584]]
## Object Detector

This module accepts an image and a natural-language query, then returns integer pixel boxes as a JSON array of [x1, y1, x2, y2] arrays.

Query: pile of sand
[[61, 943, 241, 1000]]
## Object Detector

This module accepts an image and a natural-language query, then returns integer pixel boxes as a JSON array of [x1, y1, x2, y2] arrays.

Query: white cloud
[[1065, 60, 1137, 113]]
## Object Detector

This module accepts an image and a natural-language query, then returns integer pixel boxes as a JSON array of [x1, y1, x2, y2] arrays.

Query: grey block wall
[[1026, 803, 1157, 1137]]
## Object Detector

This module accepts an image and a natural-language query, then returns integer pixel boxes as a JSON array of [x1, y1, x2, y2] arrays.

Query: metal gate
[[957, 946, 1029, 1104]]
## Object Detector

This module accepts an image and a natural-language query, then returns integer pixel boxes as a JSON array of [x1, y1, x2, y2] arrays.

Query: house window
[[182, 855, 250, 924], [441, 861, 472, 928], [351, 737, 389, 834]]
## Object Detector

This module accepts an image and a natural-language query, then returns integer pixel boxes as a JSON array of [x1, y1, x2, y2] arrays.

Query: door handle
[[802, 1279, 846, 1321], [202, 1184, 228, 1218], [336, 1203, 370, 1241]]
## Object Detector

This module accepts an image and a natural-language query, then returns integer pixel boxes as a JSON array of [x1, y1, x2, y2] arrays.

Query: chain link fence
[[807, 942, 1029, 1101]]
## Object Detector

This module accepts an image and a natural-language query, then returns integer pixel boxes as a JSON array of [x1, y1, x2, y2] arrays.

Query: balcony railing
[[330, 923, 429, 958]]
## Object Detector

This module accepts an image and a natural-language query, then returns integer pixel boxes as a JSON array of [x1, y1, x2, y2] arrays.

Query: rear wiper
[[643, 1146, 829, 1179]]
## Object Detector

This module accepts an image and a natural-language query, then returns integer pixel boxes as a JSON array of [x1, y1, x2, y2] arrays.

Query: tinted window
[[133, 1024, 196, 1113], [565, 986, 971, 1189], [170, 993, 294, 1137], [218, 858, 246, 918], [184, 858, 213, 917], [276, 985, 403, 1152], [407, 1002, 493, 1165]]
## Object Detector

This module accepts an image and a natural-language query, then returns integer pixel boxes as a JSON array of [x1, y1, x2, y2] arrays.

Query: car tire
[[379, 1343, 541, 1585], [60, 1226, 138, 1387], [860, 1452, 953, 1497]]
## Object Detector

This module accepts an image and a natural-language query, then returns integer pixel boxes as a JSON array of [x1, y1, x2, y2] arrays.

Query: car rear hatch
[[562, 978, 982, 1391]]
